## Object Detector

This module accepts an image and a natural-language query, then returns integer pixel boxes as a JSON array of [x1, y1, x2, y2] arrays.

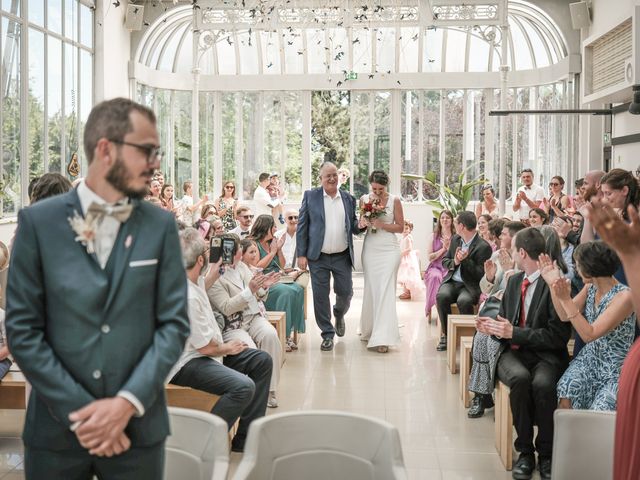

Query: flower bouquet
[[359, 198, 386, 233]]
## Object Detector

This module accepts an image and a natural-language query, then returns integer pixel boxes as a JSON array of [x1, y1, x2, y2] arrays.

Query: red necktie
[[519, 278, 531, 328], [512, 277, 531, 350]]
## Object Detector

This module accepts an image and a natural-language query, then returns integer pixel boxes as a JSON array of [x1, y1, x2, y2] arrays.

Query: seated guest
[[207, 234, 282, 408], [538, 226, 569, 280], [528, 207, 549, 227], [229, 205, 254, 238], [477, 214, 494, 249], [424, 210, 455, 322], [195, 204, 217, 240], [539, 242, 635, 411], [29, 173, 73, 203], [248, 215, 305, 352], [476, 228, 571, 480], [169, 228, 273, 452], [274, 208, 299, 268], [435, 211, 492, 351], [467, 221, 526, 419]]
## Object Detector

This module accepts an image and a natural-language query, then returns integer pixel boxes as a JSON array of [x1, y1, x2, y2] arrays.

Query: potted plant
[[402, 166, 485, 217]]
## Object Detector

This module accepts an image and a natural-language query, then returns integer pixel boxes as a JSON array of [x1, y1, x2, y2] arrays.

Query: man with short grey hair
[[170, 228, 272, 453]]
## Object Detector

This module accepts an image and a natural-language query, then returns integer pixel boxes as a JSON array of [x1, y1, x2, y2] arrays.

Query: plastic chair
[[551, 409, 616, 480], [232, 410, 408, 480], [164, 407, 229, 480]]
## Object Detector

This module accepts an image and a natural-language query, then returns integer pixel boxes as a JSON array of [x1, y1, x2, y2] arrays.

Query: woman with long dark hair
[[214, 181, 238, 231], [424, 210, 455, 322], [250, 215, 305, 351]]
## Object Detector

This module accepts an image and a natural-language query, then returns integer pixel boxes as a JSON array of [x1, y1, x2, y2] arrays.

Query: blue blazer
[[6, 189, 190, 450], [296, 187, 361, 265]]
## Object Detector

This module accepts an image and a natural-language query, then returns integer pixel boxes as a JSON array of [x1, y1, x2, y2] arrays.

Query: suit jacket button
[[101, 325, 111, 334], [92, 370, 102, 379]]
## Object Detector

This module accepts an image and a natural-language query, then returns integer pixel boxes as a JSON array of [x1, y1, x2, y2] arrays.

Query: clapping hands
[[454, 247, 469, 265], [497, 248, 514, 271], [588, 199, 640, 258], [537, 253, 562, 287], [484, 259, 497, 282]]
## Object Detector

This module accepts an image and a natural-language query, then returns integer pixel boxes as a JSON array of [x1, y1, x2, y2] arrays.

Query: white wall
[[578, 0, 640, 175], [94, 1, 131, 101]]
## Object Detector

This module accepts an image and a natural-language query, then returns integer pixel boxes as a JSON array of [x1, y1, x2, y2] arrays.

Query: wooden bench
[[0, 371, 26, 409], [494, 338, 576, 470], [459, 335, 474, 408], [447, 315, 477, 374], [267, 311, 286, 363], [0, 372, 224, 414]]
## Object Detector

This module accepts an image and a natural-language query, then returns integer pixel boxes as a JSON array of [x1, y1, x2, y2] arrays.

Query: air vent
[[589, 19, 632, 93]]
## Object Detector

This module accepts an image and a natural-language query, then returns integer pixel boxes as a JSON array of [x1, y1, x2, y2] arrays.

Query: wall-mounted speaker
[[570, 1, 591, 30], [125, 4, 144, 31]]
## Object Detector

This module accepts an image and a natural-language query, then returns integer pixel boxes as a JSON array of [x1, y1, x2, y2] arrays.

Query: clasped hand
[[68, 397, 136, 457], [476, 315, 513, 339], [454, 247, 469, 265]]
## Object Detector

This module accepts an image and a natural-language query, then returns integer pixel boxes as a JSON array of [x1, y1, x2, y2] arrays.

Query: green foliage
[[403, 165, 485, 216]]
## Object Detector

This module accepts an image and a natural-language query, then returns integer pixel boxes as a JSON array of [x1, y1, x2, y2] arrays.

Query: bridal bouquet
[[359, 198, 386, 233]]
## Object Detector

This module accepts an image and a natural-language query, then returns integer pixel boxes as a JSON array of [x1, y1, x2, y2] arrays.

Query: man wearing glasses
[[6, 98, 190, 479], [230, 206, 254, 238], [274, 209, 299, 268], [512, 168, 546, 221]]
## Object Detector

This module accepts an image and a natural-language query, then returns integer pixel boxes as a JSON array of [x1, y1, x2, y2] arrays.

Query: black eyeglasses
[[241, 215, 254, 220], [288, 216, 299, 220], [110, 140, 163, 164]]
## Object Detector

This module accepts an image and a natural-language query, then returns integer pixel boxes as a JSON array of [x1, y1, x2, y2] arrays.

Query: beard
[[105, 153, 151, 199]]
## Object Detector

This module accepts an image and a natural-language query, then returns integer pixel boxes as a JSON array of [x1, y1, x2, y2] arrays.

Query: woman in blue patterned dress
[[538, 241, 636, 411]]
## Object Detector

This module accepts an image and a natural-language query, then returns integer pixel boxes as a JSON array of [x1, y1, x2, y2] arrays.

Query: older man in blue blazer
[[296, 161, 361, 351], [6, 98, 190, 479]]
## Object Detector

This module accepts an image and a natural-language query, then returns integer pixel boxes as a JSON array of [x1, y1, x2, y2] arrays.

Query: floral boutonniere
[[68, 211, 99, 254]]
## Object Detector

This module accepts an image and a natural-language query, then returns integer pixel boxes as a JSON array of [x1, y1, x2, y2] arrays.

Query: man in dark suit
[[477, 228, 571, 480], [6, 98, 190, 479], [296, 161, 361, 351], [435, 211, 492, 351]]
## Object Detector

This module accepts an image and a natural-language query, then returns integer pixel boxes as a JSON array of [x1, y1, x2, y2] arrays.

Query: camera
[[210, 235, 237, 264]]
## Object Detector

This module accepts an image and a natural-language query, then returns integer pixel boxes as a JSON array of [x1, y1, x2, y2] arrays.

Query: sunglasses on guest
[[287, 216, 298, 221], [549, 182, 561, 187], [225, 185, 234, 189]]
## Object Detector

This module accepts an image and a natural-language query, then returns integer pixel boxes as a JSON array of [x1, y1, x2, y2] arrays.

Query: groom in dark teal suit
[[296, 161, 362, 351], [6, 98, 190, 479]]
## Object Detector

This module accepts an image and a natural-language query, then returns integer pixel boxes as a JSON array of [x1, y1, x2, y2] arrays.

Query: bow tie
[[87, 201, 133, 223]]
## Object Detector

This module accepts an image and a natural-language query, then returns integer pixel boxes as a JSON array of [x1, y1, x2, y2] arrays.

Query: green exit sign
[[346, 71, 358, 80], [603, 133, 611, 146]]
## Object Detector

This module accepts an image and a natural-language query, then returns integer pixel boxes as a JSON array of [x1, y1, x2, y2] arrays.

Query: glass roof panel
[[306, 28, 326, 74], [261, 30, 281, 74], [283, 28, 304, 74], [352, 27, 373, 73], [136, 1, 570, 77], [423, 27, 443, 72], [237, 30, 259, 74], [328, 28, 349, 75], [398, 27, 419, 73], [445, 29, 467, 73]]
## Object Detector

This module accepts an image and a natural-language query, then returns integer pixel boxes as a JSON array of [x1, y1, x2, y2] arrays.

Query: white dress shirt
[[229, 225, 251, 238], [167, 277, 225, 381], [321, 190, 348, 254], [514, 184, 545, 220], [253, 185, 279, 218], [77, 180, 128, 269], [274, 229, 296, 268], [522, 270, 541, 323], [74, 180, 144, 418]]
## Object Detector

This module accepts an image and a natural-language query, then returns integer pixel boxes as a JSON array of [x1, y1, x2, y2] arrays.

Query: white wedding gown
[[359, 194, 401, 348]]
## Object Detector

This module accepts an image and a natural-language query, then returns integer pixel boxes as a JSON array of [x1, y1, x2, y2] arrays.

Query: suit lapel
[[316, 188, 325, 223], [65, 189, 101, 269], [103, 202, 142, 312], [339, 190, 350, 233]]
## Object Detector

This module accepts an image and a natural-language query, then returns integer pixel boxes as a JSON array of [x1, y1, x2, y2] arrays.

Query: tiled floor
[[0, 274, 541, 479]]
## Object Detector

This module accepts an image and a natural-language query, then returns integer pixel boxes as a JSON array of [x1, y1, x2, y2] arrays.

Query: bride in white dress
[[358, 170, 405, 353]]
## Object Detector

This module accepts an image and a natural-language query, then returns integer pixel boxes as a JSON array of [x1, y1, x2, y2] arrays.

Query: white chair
[[164, 407, 229, 480], [232, 410, 408, 480], [551, 409, 616, 480]]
